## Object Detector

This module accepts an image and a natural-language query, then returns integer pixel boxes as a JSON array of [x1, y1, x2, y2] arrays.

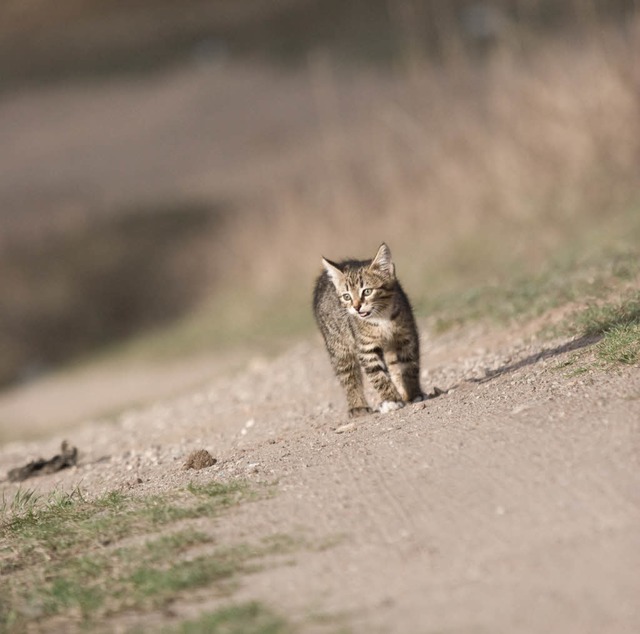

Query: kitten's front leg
[[386, 348, 423, 403], [332, 352, 372, 418], [358, 350, 404, 413]]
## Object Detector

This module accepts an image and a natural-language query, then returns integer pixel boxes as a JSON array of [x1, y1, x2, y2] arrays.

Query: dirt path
[[1, 322, 639, 633]]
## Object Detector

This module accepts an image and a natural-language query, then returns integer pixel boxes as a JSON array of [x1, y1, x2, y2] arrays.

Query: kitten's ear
[[322, 257, 345, 288], [370, 243, 395, 278]]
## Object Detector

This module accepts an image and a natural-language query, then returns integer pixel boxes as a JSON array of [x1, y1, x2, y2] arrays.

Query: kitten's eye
[[342, 293, 352, 302], [362, 288, 373, 296]]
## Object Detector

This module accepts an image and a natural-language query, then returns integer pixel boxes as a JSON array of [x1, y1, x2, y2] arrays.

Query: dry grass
[[2, 13, 640, 378], [211, 19, 640, 316], [120, 21, 640, 365]]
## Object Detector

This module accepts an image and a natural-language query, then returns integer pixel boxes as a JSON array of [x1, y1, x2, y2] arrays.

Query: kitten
[[313, 243, 424, 418]]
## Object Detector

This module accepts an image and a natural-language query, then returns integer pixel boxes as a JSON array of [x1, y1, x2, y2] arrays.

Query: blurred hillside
[[1, 0, 638, 83], [1, 0, 640, 388]]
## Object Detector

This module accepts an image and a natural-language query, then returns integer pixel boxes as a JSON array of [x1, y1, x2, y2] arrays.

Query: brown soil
[[1, 319, 639, 633], [2, 7, 640, 630]]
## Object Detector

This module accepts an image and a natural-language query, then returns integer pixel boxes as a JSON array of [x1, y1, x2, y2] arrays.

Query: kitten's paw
[[379, 400, 405, 414], [348, 407, 373, 419], [411, 393, 427, 403]]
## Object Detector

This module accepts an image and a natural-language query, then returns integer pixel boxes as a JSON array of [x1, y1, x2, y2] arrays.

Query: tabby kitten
[[313, 243, 424, 418]]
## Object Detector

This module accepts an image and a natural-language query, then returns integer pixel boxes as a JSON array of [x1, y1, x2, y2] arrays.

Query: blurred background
[[1, 0, 639, 436]]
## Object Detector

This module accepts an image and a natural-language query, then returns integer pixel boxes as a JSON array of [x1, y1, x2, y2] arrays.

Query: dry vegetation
[[1, 3, 639, 383], [225, 26, 640, 288], [169, 17, 640, 353]]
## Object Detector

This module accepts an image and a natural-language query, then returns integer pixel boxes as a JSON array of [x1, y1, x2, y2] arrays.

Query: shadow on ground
[[470, 335, 601, 384]]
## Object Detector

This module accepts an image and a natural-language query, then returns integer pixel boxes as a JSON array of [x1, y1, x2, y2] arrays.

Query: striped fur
[[313, 243, 423, 418]]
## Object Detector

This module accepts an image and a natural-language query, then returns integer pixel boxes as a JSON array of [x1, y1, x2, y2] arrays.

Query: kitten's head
[[322, 243, 396, 320]]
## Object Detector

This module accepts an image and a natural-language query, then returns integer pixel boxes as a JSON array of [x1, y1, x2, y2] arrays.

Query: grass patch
[[576, 292, 640, 365], [596, 323, 640, 365], [127, 545, 246, 601], [0, 486, 43, 517], [420, 236, 640, 373], [1, 481, 253, 566], [422, 245, 640, 333], [160, 601, 293, 634], [552, 291, 640, 373], [572, 292, 640, 367], [0, 479, 298, 631], [573, 293, 640, 339]]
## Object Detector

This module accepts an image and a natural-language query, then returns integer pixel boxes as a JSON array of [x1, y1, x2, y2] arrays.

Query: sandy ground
[[2, 14, 639, 631], [1, 319, 639, 633]]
